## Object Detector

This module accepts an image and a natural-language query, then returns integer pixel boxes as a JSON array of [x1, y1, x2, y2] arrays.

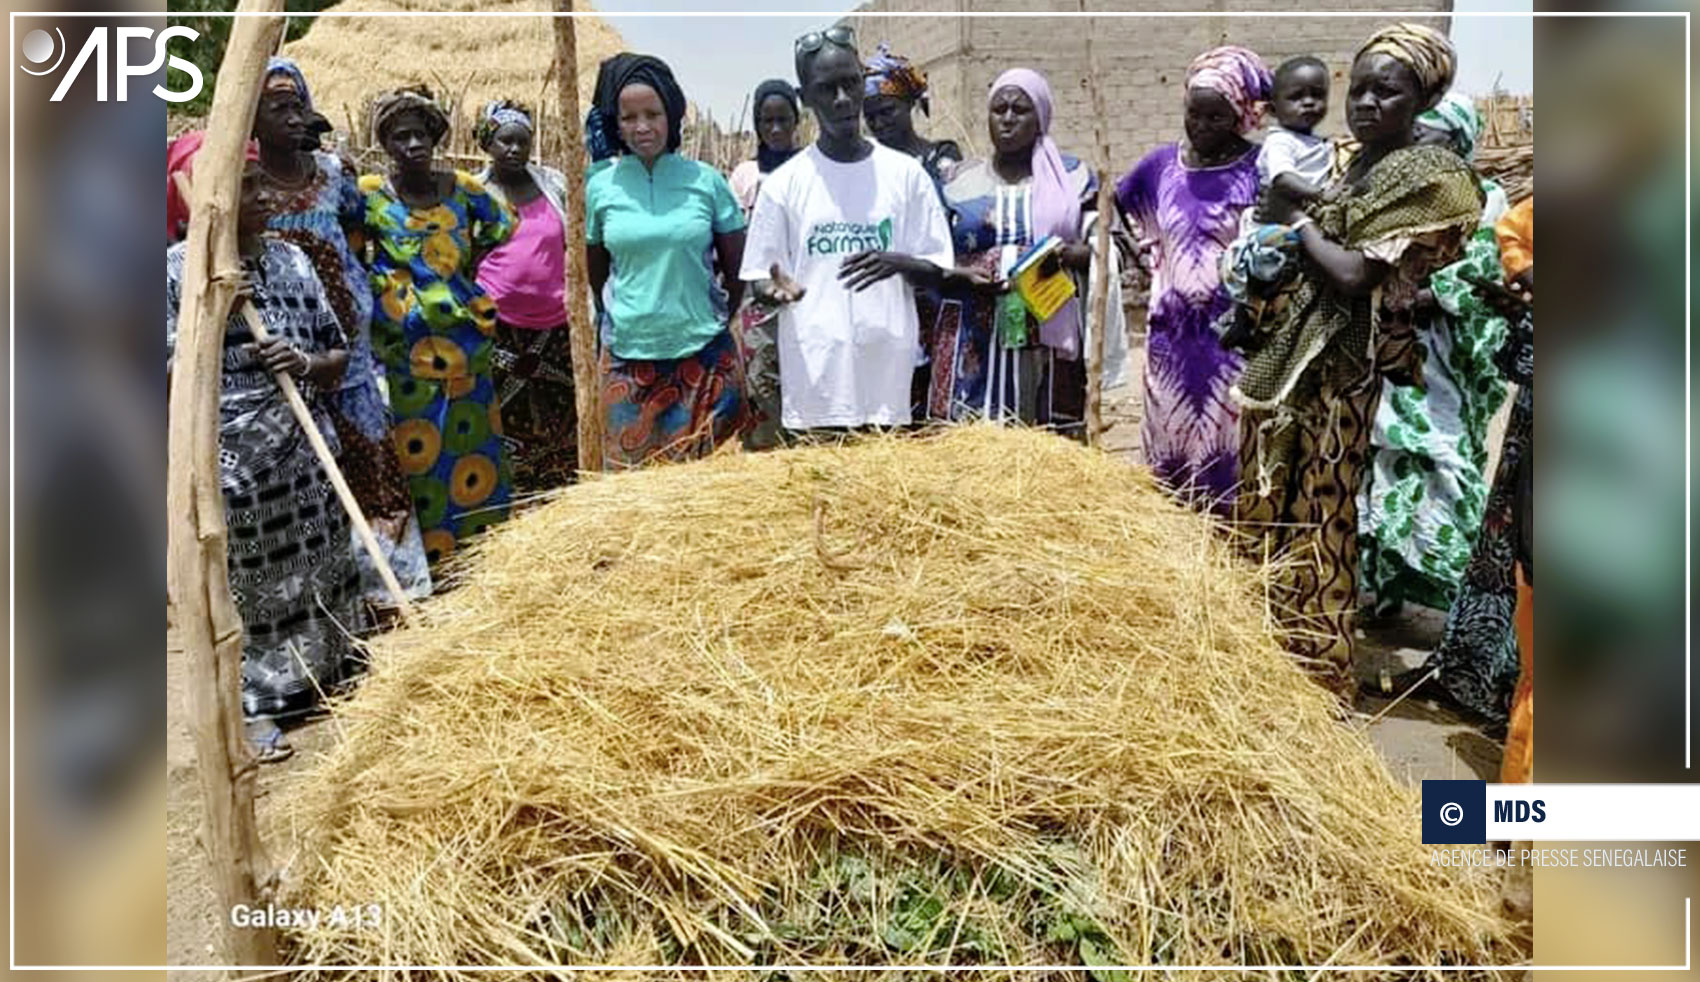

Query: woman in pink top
[[475, 100, 579, 491]]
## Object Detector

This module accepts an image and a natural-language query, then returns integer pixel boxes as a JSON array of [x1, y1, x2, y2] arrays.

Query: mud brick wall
[[844, 0, 1451, 172]]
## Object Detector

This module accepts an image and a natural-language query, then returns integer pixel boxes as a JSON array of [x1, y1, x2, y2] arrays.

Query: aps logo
[[19, 25, 203, 103]]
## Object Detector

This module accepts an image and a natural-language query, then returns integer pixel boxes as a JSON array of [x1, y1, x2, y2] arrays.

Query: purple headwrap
[[989, 68, 1080, 244], [1185, 45, 1273, 134]]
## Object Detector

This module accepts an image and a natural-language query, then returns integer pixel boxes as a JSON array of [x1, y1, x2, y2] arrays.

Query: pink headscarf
[[166, 130, 206, 242], [166, 130, 260, 243], [989, 68, 1081, 243], [1185, 45, 1274, 135]]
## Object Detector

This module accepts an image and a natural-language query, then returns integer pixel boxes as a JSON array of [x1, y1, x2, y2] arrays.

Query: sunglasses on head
[[795, 25, 855, 54]]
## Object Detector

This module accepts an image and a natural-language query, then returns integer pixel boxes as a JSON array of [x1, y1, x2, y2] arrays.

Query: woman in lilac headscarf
[[1116, 45, 1270, 513], [926, 68, 1127, 433]]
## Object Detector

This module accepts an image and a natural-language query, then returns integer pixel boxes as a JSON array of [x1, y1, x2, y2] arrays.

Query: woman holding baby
[[1227, 23, 1485, 695]]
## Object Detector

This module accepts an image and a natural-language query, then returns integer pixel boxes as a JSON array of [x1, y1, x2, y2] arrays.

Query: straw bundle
[[1476, 144, 1533, 205], [281, 427, 1514, 977], [281, 0, 625, 156]]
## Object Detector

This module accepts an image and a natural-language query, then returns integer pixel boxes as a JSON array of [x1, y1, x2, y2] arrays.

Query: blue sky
[[590, 0, 1535, 124]]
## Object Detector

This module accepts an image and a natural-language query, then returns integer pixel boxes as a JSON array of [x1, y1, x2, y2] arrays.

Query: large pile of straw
[[282, 0, 626, 153], [281, 427, 1512, 976]]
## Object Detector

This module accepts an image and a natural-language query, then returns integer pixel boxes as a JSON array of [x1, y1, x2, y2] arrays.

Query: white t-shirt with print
[[740, 143, 954, 430]]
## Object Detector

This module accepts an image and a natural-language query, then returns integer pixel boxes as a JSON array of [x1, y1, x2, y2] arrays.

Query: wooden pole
[[165, 0, 287, 966], [1082, 0, 1115, 446], [553, 0, 604, 473], [238, 303, 419, 623]]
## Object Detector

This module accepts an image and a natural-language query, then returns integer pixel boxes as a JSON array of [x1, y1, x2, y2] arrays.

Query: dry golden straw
[[280, 0, 750, 172], [281, 0, 626, 155], [280, 426, 1515, 978]]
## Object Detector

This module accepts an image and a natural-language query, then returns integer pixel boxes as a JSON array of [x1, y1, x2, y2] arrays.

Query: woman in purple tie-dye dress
[[1115, 47, 1269, 514]]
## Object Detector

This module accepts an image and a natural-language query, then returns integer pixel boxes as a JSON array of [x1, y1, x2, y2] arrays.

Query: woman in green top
[[586, 55, 748, 468], [1358, 92, 1512, 615], [360, 86, 516, 569]]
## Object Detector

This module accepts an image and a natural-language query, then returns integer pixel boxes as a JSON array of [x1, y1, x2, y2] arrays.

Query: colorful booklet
[[1009, 235, 1077, 323]]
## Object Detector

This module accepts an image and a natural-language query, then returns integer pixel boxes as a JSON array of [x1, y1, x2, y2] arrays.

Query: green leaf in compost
[[1080, 934, 1132, 982]]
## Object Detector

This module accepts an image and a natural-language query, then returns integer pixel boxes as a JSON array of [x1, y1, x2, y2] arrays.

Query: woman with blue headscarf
[[253, 57, 433, 611], [1358, 92, 1512, 617]]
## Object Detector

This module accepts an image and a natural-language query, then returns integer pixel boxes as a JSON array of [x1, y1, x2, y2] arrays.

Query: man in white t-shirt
[[740, 27, 966, 432]]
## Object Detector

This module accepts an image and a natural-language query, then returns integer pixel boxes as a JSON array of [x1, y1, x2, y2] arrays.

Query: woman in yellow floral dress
[[361, 87, 516, 569]]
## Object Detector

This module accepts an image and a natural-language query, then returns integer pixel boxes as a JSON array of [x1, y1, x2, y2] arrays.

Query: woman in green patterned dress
[[1358, 92, 1511, 614], [360, 86, 516, 571], [1230, 24, 1484, 695]]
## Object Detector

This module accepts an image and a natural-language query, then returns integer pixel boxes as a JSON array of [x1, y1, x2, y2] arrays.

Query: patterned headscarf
[[1356, 22, 1457, 110], [476, 99, 534, 149], [988, 68, 1080, 244], [864, 42, 929, 113], [587, 53, 636, 162], [584, 107, 618, 162], [1417, 91, 1481, 162], [1185, 45, 1273, 135], [263, 56, 311, 110], [371, 85, 450, 145]]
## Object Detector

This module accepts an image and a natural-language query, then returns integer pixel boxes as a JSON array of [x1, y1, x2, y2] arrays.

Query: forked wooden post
[[1081, 0, 1115, 446], [164, 0, 287, 966], [553, 0, 604, 473]]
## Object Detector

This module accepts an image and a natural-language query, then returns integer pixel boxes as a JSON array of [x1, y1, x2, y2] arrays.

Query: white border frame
[[7, 6, 1693, 973]]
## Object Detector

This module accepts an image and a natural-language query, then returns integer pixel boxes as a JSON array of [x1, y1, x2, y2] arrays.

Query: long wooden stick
[[239, 303, 419, 623], [553, 0, 604, 473], [1082, 1, 1114, 446], [165, 1, 286, 966]]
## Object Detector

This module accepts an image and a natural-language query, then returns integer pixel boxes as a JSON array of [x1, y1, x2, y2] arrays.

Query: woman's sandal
[[245, 720, 294, 764]]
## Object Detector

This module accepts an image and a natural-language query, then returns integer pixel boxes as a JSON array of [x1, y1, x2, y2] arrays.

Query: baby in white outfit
[[1218, 56, 1335, 348], [1257, 56, 1334, 201]]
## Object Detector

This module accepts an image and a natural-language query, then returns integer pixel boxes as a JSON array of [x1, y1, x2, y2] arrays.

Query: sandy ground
[[165, 347, 1513, 972]]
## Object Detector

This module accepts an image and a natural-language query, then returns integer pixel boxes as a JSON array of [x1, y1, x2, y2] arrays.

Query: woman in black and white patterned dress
[[167, 165, 361, 761]]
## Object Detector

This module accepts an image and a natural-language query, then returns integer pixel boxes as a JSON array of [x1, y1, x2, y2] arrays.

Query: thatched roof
[[282, 0, 627, 153]]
